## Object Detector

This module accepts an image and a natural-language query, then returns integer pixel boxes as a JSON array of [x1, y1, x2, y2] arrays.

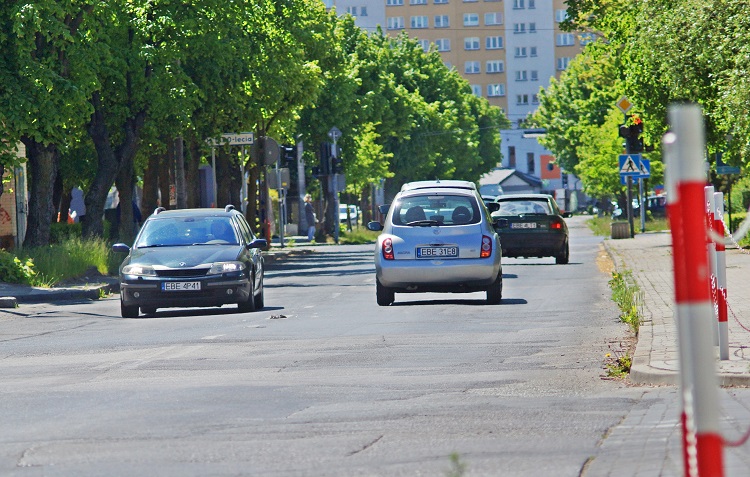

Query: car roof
[[149, 206, 241, 219], [399, 180, 477, 192], [496, 194, 554, 201]]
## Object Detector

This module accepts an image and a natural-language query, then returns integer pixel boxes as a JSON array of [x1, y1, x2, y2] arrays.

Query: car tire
[[376, 279, 394, 306], [486, 271, 503, 305], [555, 241, 569, 265], [253, 275, 265, 310], [121, 300, 139, 318], [140, 306, 157, 315], [238, 276, 256, 312]]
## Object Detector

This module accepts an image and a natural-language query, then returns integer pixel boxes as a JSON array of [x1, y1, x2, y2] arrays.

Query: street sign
[[616, 96, 633, 114], [328, 127, 341, 142], [619, 154, 642, 176], [717, 165, 740, 175], [638, 158, 650, 178], [206, 132, 254, 147]]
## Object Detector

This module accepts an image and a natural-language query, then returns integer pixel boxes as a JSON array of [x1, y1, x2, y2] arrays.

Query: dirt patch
[[596, 244, 615, 275]]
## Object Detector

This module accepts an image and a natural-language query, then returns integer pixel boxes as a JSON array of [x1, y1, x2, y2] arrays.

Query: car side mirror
[[562, 212, 572, 218], [247, 238, 267, 249], [378, 204, 390, 215], [112, 243, 131, 253], [486, 202, 500, 213], [367, 221, 383, 232]]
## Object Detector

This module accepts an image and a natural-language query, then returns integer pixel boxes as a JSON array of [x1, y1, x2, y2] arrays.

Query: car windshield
[[497, 200, 551, 215], [135, 217, 238, 247], [392, 194, 479, 226]]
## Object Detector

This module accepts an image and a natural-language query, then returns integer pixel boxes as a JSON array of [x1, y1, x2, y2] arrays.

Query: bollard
[[668, 103, 724, 477], [714, 192, 729, 360], [705, 186, 719, 346]]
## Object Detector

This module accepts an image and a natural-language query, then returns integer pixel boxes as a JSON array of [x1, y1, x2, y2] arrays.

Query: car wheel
[[555, 241, 569, 265], [121, 300, 139, 318], [376, 279, 394, 306], [238, 276, 256, 312], [253, 274, 265, 310], [140, 306, 157, 315], [486, 270, 503, 305]]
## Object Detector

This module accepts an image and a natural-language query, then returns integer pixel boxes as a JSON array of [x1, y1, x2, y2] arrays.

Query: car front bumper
[[119, 276, 252, 309]]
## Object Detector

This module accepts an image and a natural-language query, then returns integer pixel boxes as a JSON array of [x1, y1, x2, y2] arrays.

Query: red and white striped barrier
[[705, 186, 719, 347], [713, 191, 729, 360], [666, 103, 724, 477]]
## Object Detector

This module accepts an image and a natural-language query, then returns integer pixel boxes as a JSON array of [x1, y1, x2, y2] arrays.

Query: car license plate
[[416, 246, 458, 258], [162, 281, 201, 291], [511, 222, 537, 229]]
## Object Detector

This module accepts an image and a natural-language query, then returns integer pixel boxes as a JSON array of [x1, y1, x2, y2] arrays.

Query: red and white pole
[[705, 186, 719, 346], [667, 103, 724, 477], [714, 191, 729, 360]]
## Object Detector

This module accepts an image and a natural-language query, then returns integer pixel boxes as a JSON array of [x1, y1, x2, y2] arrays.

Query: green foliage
[[21, 237, 111, 286], [0, 249, 37, 285], [608, 270, 642, 334], [50, 222, 83, 244], [339, 228, 380, 245], [445, 453, 467, 477]]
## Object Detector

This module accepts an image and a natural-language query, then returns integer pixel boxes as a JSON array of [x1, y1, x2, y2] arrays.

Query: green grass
[[11, 237, 114, 287], [339, 227, 380, 245], [608, 270, 642, 335], [587, 215, 670, 236]]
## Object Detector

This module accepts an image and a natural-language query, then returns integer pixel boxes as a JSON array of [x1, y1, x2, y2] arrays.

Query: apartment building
[[325, 0, 587, 206]]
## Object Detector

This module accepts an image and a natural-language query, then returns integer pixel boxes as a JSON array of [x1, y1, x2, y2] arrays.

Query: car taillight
[[480, 235, 492, 258], [382, 238, 395, 260], [551, 219, 563, 230]]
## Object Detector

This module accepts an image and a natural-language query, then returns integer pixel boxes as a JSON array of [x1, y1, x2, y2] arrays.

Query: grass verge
[[587, 215, 669, 236], [605, 269, 643, 378]]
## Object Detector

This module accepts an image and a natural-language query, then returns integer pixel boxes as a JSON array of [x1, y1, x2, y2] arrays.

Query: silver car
[[367, 180, 503, 306]]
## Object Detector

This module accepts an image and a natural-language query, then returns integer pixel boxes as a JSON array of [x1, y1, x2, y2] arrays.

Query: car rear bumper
[[119, 277, 252, 309], [500, 232, 566, 257], [376, 255, 501, 292]]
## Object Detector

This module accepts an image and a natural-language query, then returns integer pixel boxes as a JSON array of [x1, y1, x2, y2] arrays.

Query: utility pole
[[328, 127, 341, 244]]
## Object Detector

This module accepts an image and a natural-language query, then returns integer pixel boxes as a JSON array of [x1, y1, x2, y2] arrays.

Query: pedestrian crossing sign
[[619, 154, 642, 176]]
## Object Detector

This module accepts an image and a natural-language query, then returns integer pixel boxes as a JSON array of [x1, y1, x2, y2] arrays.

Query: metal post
[[668, 103, 724, 477], [705, 186, 718, 346], [639, 177, 646, 233], [714, 192, 729, 360], [627, 176, 635, 238], [276, 159, 284, 248]]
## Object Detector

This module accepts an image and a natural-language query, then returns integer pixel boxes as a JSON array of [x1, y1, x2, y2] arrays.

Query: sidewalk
[[604, 231, 750, 387]]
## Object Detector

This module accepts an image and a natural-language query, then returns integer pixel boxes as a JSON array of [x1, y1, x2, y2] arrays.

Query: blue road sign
[[618, 154, 642, 176], [637, 159, 650, 179]]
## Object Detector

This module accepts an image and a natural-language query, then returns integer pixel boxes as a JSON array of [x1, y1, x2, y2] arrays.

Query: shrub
[[0, 249, 36, 285]]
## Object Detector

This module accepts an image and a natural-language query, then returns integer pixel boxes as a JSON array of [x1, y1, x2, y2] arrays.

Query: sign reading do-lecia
[[206, 132, 254, 147]]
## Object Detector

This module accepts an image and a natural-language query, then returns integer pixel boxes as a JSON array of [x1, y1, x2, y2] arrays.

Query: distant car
[[367, 179, 503, 306], [339, 204, 359, 224], [491, 193, 570, 264], [481, 195, 498, 207], [111, 205, 267, 318]]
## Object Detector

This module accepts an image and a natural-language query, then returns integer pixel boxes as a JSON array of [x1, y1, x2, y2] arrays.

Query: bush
[[21, 237, 112, 286], [0, 249, 37, 285]]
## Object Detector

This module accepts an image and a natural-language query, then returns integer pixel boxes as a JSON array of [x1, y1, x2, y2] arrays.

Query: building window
[[387, 0, 404, 5], [464, 37, 480, 50], [434, 15, 450, 27], [555, 9, 568, 23], [464, 13, 479, 26], [579, 33, 595, 45], [347, 6, 358, 15], [487, 83, 505, 97], [527, 152, 535, 174], [434, 0, 449, 3], [516, 94, 529, 105], [529, 0, 535, 7], [532, 94, 539, 104], [435, 38, 451, 51], [508, 146, 516, 168], [557, 57, 571, 70], [529, 22, 536, 33], [411, 15, 429, 28], [486, 60, 504, 73], [514, 47, 527, 57], [530, 70, 538, 81], [418, 39, 430, 51], [530, 46, 538, 57], [515, 70, 528, 81], [484, 12, 503, 25], [410, 0, 427, 4], [513, 0, 525, 8], [465, 61, 481, 74], [471, 84, 483, 96], [387, 16, 405, 29], [556, 33, 575, 46], [513, 23, 526, 34], [486, 36, 503, 49]]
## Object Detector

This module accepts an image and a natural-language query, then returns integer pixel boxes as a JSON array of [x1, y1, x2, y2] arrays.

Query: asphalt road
[[2, 217, 750, 476]]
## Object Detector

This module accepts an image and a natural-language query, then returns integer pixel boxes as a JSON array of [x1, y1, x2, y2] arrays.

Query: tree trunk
[[115, 157, 135, 244], [174, 136, 187, 209], [159, 142, 172, 210], [186, 135, 201, 208], [142, 151, 160, 219], [21, 139, 58, 247]]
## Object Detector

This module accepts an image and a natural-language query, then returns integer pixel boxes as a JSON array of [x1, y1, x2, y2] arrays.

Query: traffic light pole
[[624, 112, 635, 238]]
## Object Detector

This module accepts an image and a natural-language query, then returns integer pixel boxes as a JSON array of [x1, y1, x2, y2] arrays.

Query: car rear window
[[497, 200, 551, 215], [392, 194, 480, 226]]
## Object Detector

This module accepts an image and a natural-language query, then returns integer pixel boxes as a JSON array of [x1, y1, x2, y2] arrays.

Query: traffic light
[[618, 116, 644, 153], [282, 144, 297, 163]]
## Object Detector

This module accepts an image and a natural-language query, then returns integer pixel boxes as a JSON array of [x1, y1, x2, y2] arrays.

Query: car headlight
[[122, 264, 157, 276], [208, 261, 246, 275]]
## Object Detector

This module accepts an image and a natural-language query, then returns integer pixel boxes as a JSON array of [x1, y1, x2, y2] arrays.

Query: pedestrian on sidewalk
[[304, 194, 316, 241]]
